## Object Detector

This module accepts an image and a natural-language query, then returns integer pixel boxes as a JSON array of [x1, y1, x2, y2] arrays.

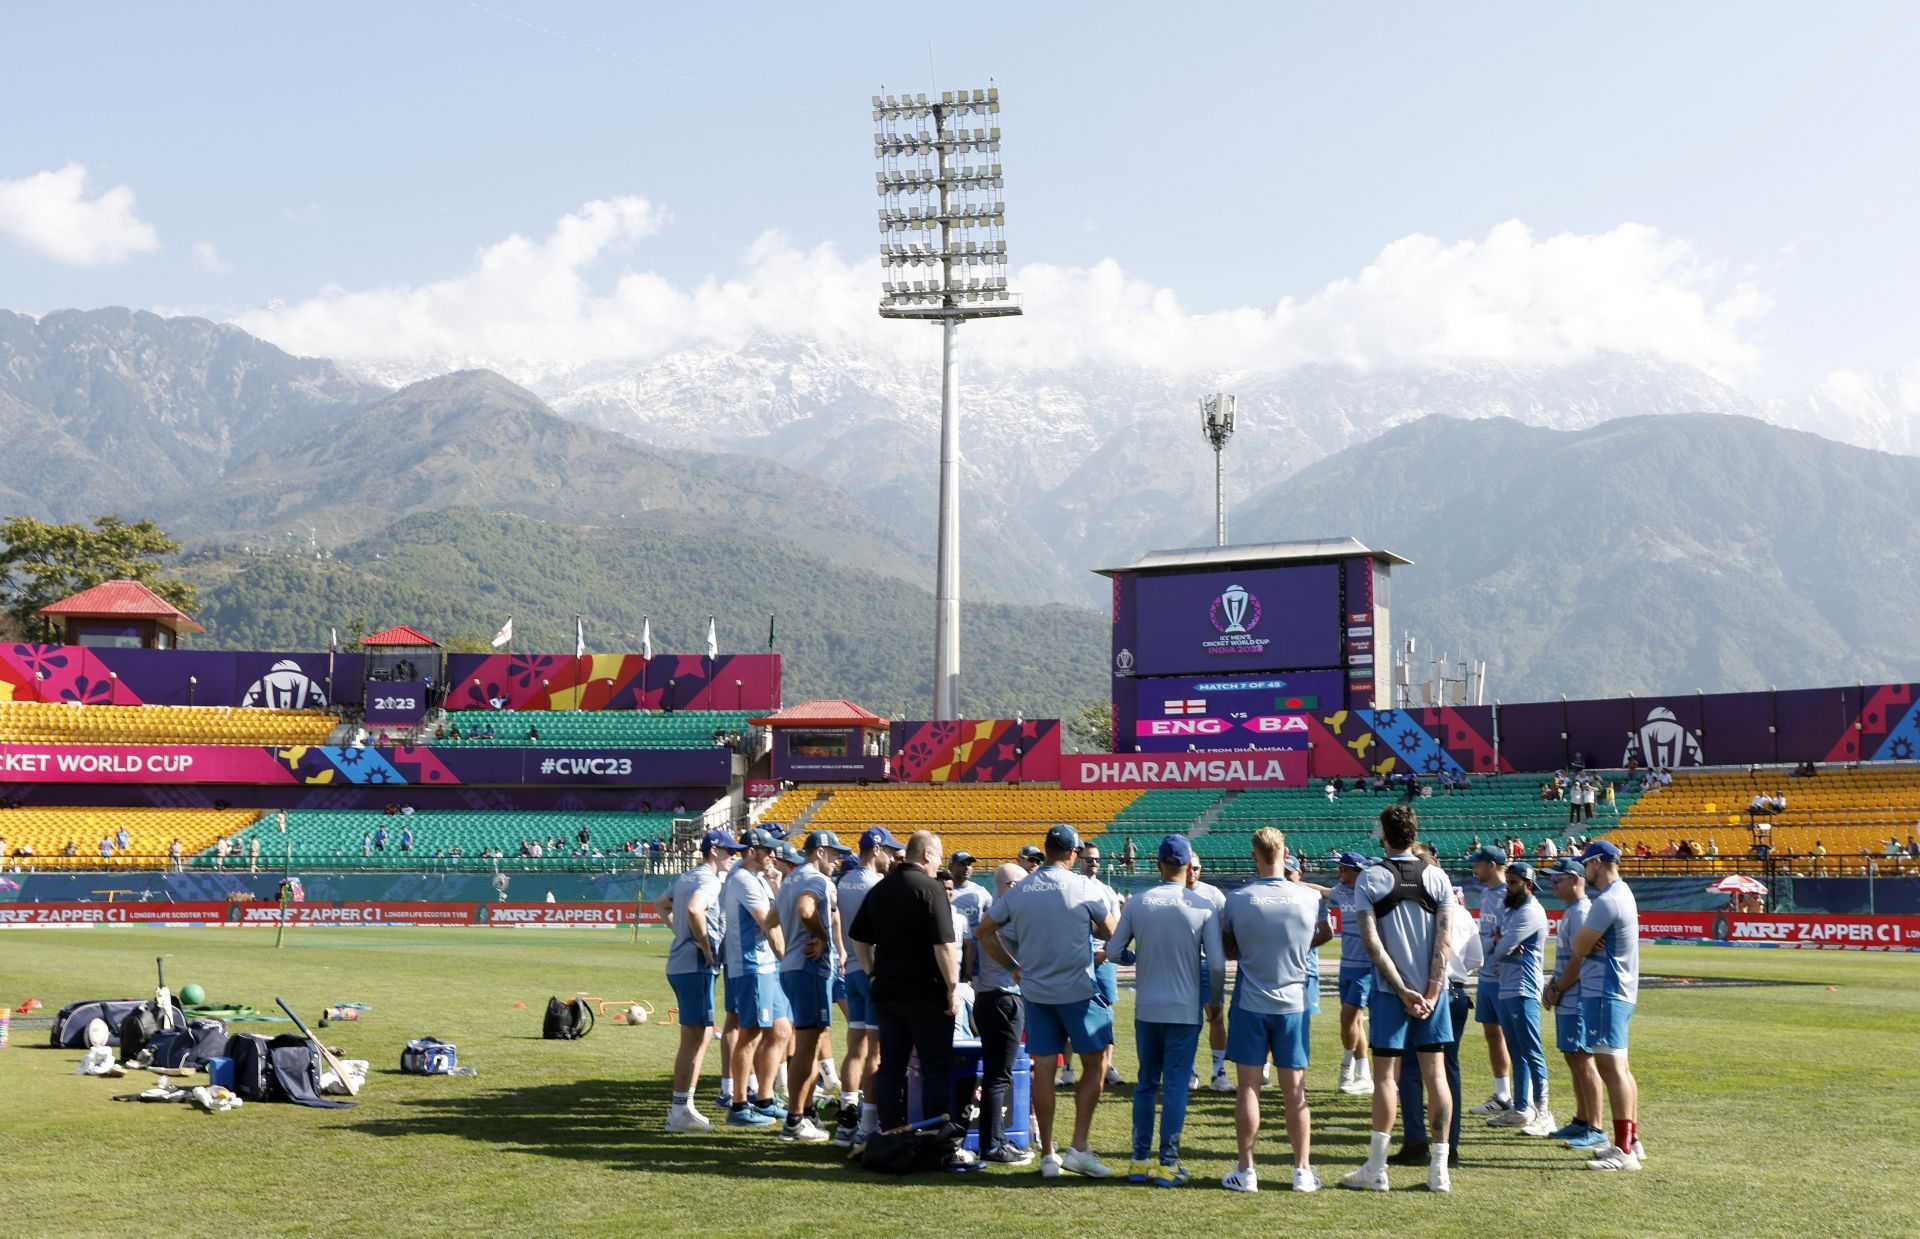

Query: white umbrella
[[1706, 874, 1767, 895]]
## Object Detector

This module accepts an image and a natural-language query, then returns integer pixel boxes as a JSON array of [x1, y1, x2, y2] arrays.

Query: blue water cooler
[[907, 1039, 1032, 1153]]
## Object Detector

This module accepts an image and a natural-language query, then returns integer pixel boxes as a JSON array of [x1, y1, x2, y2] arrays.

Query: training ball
[[626, 1005, 646, 1025], [180, 983, 206, 1006], [85, 1018, 111, 1047]]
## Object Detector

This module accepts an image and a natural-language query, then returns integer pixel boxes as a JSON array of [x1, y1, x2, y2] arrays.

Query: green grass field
[[2, 928, 1915, 1238]]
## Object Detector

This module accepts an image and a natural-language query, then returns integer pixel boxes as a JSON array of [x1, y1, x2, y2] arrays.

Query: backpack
[[1368, 855, 1440, 918], [401, 1038, 458, 1074], [145, 1018, 228, 1069], [543, 997, 594, 1040], [860, 1118, 965, 1175], [226, 1033, 277, 1101]]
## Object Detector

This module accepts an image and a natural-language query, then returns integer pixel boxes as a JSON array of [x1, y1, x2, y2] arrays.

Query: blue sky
[[2, 1, 1915, 393]]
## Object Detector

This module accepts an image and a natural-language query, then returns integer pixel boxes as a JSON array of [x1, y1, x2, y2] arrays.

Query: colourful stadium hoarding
[[0, 900, 665, 927], [889, 719, 1064, 782], [0, 743, 730, 787], [443, 652, 780, 712], [1062, 751, 1310, 789]]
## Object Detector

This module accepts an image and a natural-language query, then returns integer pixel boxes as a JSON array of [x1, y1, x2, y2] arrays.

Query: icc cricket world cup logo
[[1210, 585, 1260, 635]]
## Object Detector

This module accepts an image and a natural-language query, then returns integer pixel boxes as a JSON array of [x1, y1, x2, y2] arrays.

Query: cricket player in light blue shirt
[[774, 829, 852, 1142], [1107, 834, 1224, 1188], [1548, 840, 1644, 1171], [1328, 851, 1377, 1095], [1487, 862, 1552, 1135], [661, 828, 744, 1133], [1219, 827, 1324, 1195], [978, 823, 1119, 1179], [719, 827, 789, 1126], [1541, 857, 1605, 1149], [1466, 844, 1515, 1116], [831, 825, 902, 1147]]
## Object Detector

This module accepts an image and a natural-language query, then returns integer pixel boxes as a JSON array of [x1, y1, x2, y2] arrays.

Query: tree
[[1067, 699, 1113, 753], [0, 515, 198, 638]]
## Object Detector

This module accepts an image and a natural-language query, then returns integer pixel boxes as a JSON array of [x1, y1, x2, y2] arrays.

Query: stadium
[[6, 15, 1920, 1239]]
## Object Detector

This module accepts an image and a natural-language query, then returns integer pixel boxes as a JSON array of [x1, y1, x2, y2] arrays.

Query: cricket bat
[[274, 997, 360, 1097], [154, 956, 176, 1031]]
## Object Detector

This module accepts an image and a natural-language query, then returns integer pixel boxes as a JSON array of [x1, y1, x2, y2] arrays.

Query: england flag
[[1164, 699, 1207, 715]]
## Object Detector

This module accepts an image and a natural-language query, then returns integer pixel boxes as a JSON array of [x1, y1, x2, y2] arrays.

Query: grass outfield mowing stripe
[[0, 931, 1914, 1238]]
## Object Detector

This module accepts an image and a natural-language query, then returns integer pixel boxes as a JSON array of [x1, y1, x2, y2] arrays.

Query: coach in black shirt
[[848, 828, 959, 1131]]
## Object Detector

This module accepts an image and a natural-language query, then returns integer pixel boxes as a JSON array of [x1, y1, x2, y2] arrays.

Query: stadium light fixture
[[1200, 393, 1236, 546], [873, 84, 1022, 721]]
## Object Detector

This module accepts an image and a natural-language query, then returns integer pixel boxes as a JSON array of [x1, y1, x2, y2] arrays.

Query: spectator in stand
[[1706, 837, 1719, 858], [1325, 780, 1339, 803], [400, 827, 414, 853], [98, 836, 113, 860], [114, 825, 131, 852], [528, 723, 540, 742], [1120, 836, 1138, 875], [1811, 840, 1827, 874], [362, 832, 373, 856], [374, 826, 389, 852], [1537, 837, 1559, 861], [249, 835, 262, 874], [483, 722, 497, 741], [1508, 836, 1525, 861], [169, 838, 183, 872], [1602, 781, 1618, 815], [1749, 792, 1771, 816], [1633, 842, 1652, 860]]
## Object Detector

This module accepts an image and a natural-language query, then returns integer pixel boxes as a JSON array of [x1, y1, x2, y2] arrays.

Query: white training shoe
[[1055, 1068, 1076, 1088], [1487, 1105, 1533, 1128], [1293, 1167, 1322, 1193], [1221, 1166, 1259, 1193], [1061, 1146, 1113, 1178], [1428, 1157, 1452, 1193], [1469, 1094, 1513, 1116], [1339, 1164, 1390, 1192], [664, 1105, 713, 1134], [779, 1116, 831, 1143], [1262, 1063, 1273, 1086], [1586, 1145, 1643, 1172], [1190, 1070, 1201, 1090], [1208, 1072, 1233, 1093], [1523, 1110, 1556, 1137], [1339, 1075, 1375, 1095], [1039, 1152, 1065, 1178], [1105, 1065, 1126, 1086]]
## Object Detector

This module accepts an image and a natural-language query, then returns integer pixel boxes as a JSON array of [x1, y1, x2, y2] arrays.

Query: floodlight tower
[[1201, 393, 1236, 546], [873, 86, 1021, 721]]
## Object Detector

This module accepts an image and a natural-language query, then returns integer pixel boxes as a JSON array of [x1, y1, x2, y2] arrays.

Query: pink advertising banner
[[1060, 750, 1310, 789], [0, 744, 296, 784]]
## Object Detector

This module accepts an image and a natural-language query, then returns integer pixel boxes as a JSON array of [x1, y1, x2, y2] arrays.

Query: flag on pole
[[490, 616, 514, 648], [768, 612, 776, 650], [641, 616, 652, 661], [706, 616, 718, 659], [329, 627, 338, 654], [575, 615, 586, 658]]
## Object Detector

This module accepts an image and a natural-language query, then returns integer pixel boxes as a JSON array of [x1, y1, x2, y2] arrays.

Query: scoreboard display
[[1130, 671, 1345, 753]]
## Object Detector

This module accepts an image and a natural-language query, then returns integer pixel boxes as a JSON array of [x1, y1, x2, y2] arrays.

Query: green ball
[[179, 983, 206, 1006]]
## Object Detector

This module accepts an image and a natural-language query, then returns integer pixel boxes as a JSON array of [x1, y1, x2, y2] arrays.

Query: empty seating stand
[[0, 701, 335, 747], [432, 710, 752, 750], [1, 807, 262, 870], [195, 809, 684, 867]]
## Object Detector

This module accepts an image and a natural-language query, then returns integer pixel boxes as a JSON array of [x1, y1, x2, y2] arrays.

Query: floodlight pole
[[1201, 393, 1236, 546], [874, 85, 1020, 722]]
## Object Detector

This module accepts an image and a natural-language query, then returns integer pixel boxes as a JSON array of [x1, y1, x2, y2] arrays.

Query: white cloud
[[237, 203, 1771, 383], [0, 163, 160, 266], [192, 241, 233, 276]]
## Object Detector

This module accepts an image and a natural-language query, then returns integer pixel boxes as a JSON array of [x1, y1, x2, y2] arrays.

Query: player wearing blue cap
[[978, 823, 1120, 1178], [1486, 862, 1554, 1137], [775, 829, 852, 1142], [1465, 844, 1516, 1118], [1329, 851, 1376, 1095], [1541, 857, 1605, 1149], [1220, 828, 1324, 1194], [661, 829, 745, 1133], [1547, 840, 1645, 1171], [720, 827, 790, 1127], [1341, 804, 1457, 1194], [1107, 834, 1224, 1188], [832, 826, 902, 1147]]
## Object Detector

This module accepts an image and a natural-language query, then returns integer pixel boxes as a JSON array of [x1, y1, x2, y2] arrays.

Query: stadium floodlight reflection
[[873, 85, 1021, 721]]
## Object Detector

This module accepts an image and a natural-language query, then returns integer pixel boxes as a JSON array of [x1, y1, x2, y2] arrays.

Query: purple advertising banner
[[1776, 686, 1853, 763], [364, 680, 429, 725], [1495, 701, 1567, 772], [0, 743, 730, 788], [0, 645, 365, 708], [1703, 691, 1776, 767], [1131, 564, 1343, 677], [1112, 574, 1138, 753], [1128, 671, 1345, 753]]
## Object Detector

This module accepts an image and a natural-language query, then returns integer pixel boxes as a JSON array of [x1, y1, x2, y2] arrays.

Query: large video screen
[[1131, 670, 1344, 753], [1132, 564, 1342, 677]]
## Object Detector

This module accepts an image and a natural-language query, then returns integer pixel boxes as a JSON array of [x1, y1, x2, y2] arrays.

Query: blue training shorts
[[831, 973, 848, 1006], [668, 971, 717, 1028], [728, 971, 791, 1030], [1338, 965, 1373, 1009], [1476, 974, 1502, 1025], [844, 969, 875, 1029], [780, 970, 833, 1031], [1026, 996, 1115, 1058], [1226, 1007, 1311, 1070], [1370, 988, 1455, 1056], [1580, 995, 1634, 1055], [1554, 1001, 1588, 1055]]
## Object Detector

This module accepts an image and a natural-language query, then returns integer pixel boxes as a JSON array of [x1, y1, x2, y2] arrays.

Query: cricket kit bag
[[400, 1038, 458, 1075], [144, 1018, 229, 1069], [49, 998, 182, 1049], [542, 997, 594, 1040], [226, 1033, 354, 1108]]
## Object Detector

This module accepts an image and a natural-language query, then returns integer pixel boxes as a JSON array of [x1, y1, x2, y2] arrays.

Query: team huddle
[[654, 803, 1645, 1192]]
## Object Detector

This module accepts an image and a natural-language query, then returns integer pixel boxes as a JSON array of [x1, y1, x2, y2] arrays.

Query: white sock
[[1212, 1049, 1227, 1075], [1367, 1131, 1390, 1167], [671, 1090, 691, 1106], [747, 1073, 759, 1096], [1494, 1075, 1512, 1103], [774, 1063, 788, 1095], [1431, 1141, 1450, 1165], [840, 1089, 860, 1117], [1360, 1056, 1372, 1080], [819, 1059, 840, 1089], [1340, 1050, 1353, 1079]]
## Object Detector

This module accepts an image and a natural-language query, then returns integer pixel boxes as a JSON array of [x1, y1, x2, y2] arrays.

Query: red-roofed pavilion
[[36, 579, 204, 649]]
